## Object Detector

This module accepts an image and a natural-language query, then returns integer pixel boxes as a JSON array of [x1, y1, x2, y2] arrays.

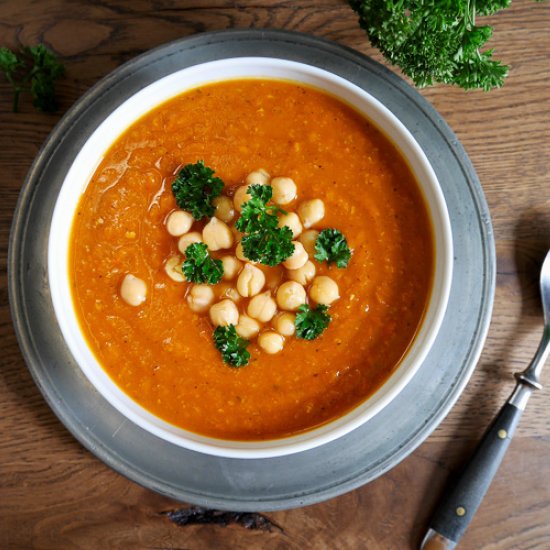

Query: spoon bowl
[[515, 249, 550, 390]]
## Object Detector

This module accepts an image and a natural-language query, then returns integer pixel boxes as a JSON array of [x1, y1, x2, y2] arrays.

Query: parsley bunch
[[348, 0, 522, 91], [172, 161, 224, 220], [235, 185, 295, 266], [183, 243, 224, 284], [295, 304, 332, 340], [0, 44, 64, 112], [315, 229, 352, 268], [213, 325, 250, 367]]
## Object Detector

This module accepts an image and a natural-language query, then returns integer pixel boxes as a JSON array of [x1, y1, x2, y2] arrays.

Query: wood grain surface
[[1, 1, 550, 549]]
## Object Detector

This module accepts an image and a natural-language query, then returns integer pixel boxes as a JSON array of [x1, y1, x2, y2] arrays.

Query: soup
[[69, 79, 433, 440]]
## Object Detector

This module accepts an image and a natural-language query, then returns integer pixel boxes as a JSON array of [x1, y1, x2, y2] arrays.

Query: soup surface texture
[[70, 79, 433, 440]]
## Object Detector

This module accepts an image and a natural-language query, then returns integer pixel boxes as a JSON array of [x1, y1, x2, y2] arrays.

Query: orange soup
[[69, 79, 434, 440]]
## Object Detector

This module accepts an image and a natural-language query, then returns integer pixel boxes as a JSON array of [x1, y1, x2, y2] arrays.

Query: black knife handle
[[426, 402, 523, 545]]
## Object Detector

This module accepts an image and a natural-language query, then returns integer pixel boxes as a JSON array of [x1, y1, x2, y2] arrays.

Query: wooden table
[[1, 1, 549, 548]]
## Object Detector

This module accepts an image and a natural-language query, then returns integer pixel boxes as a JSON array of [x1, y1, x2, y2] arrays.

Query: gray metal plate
[[8, 30, 495, 511]]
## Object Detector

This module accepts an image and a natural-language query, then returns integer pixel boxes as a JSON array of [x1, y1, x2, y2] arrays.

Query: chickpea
[[165, 210, 193, 237], [298, 199, 325, 228], [227, 288, 240, 302], [202, 217, 233, 251], [120, 274, 147, 306], [271, 177, 297, 205], [277, 212, 303, 238], [187, 284, 215, 313], [236, 263, 265, 297], [274, 313, 296, 337], [247, 291, 277, 323], [258, 331, 284, 354], [276, 281, 307, 311], [209, 299, 240, 326], [233, 185, 252, 212], [298, 229, 319, 258], [178, 231, 202, 255], [245, 169, 270, 186], [310, 276, 340, 305], [287, 260, 316, 286], [283, 241, 308, 270], [217, 283, 241, 303], [164, 255, 185, 282], [235, 315, 261, 339], [221, 256, 242, 281], [213, 196, 235, 223]]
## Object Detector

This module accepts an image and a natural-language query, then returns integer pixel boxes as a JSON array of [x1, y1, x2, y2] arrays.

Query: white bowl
[[49, 58, 453, 459]]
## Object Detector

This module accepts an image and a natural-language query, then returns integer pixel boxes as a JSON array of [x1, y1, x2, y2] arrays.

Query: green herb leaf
[[0, 47, 22, 76], [235, 184, 295, 266], [295, 304, 332, 340], [314, 228, 351, 268], [182, 242, 224, 284], [235, 185, 280, 233], [172, 160, 224, 220], [0, 44, 64, 112], [24, 45, 65, 112], [348, 0, 513, 91], [240, 226, 295, 266], [213, 325, 250, 367]]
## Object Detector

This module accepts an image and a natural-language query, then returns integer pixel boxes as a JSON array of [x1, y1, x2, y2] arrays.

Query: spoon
[[421, 249, 550, 549]]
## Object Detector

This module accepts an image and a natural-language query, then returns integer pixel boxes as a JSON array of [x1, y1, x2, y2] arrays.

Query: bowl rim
[[48, 56, 453, 459]]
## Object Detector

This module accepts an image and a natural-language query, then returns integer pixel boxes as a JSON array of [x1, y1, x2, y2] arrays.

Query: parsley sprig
[[213, 325, 250, 367], [172, 161, 224, 220], [0, 44, 64, 112], [235, 185, 295, 266], [348, 0, 521, 91], [315, 229, 352, 268], [183, 243, 223, 284], [295, 304, 332, 340]]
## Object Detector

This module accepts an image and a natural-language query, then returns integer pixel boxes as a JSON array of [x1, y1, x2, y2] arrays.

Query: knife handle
[[421, 402, 524, 549]]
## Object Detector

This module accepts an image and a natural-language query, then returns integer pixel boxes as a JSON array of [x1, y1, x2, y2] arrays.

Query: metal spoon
[[421, 249, 550, 550]]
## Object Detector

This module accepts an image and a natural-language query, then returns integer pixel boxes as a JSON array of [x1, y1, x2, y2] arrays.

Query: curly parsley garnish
[[213, 325, 250, 367], [183, 243, 223, 284], [235, 184, 295, 266], [314, 229, 351, 268], [295, 304, 332, 340], [0, 44, 64, 113], [349, 0, 515, 91], [172, 160, 224, 220]]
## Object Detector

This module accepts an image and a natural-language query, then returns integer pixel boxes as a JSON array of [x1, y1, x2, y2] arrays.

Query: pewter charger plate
[[8, 30, 495, 511]]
